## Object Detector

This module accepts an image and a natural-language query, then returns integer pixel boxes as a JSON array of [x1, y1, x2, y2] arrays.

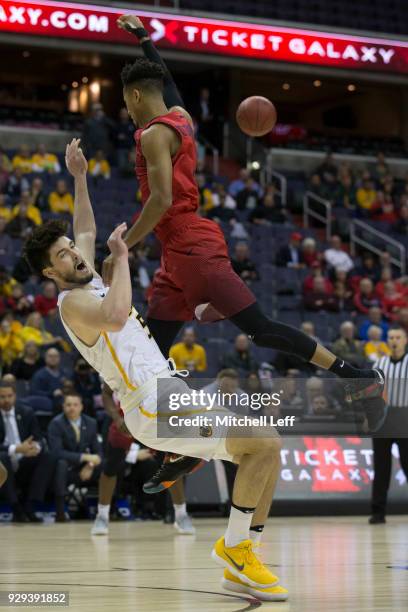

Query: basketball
[[236, 96, 277, 137]]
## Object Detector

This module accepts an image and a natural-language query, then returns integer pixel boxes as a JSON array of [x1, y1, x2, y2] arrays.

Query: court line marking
[[0, 582, 263, 612]]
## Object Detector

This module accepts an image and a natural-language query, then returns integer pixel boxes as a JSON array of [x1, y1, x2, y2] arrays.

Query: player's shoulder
[[169, 106, 193, 123]]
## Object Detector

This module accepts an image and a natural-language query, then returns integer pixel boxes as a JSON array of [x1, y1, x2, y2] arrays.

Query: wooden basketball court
[[1, 516, 407, 611]]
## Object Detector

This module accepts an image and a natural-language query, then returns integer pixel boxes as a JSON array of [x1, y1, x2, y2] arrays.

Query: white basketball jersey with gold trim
[[57, 276, 169, 408]]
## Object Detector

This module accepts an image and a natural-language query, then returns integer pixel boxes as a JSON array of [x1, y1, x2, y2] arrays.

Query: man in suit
[[0, 461, 7, 487], [276, 232, 305, 268], [48, 392, 102, 522], [0, 380, 56, 522]]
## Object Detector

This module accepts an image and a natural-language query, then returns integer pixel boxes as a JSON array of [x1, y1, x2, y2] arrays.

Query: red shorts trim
[[147, 219, 256, 321]]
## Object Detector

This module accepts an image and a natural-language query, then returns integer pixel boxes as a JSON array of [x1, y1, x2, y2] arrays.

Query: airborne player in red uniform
[[102, 15, 385, 491]]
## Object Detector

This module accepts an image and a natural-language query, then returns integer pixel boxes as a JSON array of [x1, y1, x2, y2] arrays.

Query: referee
[[370, 326, 408, 524]]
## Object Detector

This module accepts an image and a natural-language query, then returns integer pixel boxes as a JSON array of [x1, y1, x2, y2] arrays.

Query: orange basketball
[[236, 96, 277, 137]]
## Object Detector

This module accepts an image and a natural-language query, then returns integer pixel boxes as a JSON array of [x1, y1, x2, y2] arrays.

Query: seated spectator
[[332, 321, 366, 368], [397, 307, 408, 335], [333, 280, 354, 311], [0, 380, 55, 522], [310, 394, 336, 417], [10, 341, 44, 381], [0, 194, 12, 222], [34, 281, 58, 317], [304, 277, 338, 311], [31, 144, 61, 174], [392, 205, 408, 236], [353, 278, 382, 314], [245, 372, 263, 396], [12, 190, 42, 226], [305, 377, 324, 412], [359, 306, 389, 341], [48, 393, 102, 522], [279, 371, 304, 413], [364, 325, 391, 362], [207, 195, 238, 223], [0, 146, 11, 173], [196, 173, 214, 212], [73, 358, 102, 416], [12, 145, 32, 174], [0, 217, 13, 256], [30, 177, 47, 211], [211, 183, 236, 209], [301, 237, 321, 268], [30, 348, 66, 407], [169, 327, 207, 373], [202, 369, 246, 413], [276, 232, 304, 268], [3, 283, 33, 317], [334, 174, 357, 209], [0, 156, 10, 193], [308, 173, 331, 200], [20, 312, 67, 350], [381, 280, 408, 320], [221, 334, 258, 374], [231, 242, 260, 284], [372, 152, 390, 185], [48, 179, 74, 215], [236, 178, 261, 210], [0, 266, 17, 297], [374, 267, 403, 299], [229, 168, 262, 199], [372, 194, 398, 224], [88, 150, 111, 180], [303, 262, 333, 295], [0, 314, 24, 367], [6, 202, 36, 239], [316, 153, 338, 189], [352, 252, 380, 286], [324, 235, 354, 273], [356, 178, 377, 212], [248, 189, 287, 224], [6, 167, 30, 201]]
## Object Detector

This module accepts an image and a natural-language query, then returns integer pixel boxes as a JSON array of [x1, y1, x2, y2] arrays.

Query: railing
[[303, 191, 332, 241], [350, 220, 406, 275]]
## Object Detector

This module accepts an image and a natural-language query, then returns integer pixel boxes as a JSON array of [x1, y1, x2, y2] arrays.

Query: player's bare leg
[[91, 473, 117, 536]]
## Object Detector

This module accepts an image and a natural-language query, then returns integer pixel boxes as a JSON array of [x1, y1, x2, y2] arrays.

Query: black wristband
[[134, 26, 149, 39]]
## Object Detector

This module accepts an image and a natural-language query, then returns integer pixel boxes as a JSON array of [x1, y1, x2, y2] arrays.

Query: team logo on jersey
[[199, 425, 213, 438]]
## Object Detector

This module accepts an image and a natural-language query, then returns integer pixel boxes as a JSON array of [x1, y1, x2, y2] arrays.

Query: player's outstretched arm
[[62, 223, 132, 337], [117, 14, 187, 112], [65, 139, 96, 267]]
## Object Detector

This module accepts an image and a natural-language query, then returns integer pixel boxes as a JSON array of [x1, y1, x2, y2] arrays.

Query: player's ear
[[132, 87, 141, 105], [43, 266, 56, 280]]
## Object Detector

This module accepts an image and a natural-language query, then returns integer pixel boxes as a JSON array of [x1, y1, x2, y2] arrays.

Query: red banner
[[1, 0, 408, 73]]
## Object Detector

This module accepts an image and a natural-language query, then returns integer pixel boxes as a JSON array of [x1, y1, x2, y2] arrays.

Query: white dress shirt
[[1, 407, 22, 469]]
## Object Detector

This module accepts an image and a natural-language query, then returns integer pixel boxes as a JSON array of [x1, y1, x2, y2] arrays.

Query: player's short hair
[[121, 58, 164, 94], [24, 219, 69, 276]]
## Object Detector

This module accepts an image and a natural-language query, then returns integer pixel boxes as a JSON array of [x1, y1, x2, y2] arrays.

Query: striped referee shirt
[[374, 353, 408, 408]]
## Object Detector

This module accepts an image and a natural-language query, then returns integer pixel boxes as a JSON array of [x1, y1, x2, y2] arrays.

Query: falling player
[[25, 139, 289, 601], [101, 14, 386, 492]]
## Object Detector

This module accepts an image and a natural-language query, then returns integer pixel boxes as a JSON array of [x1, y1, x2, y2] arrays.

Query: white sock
[[97, 504, 110, 521], [250, 529, 263, 546], [174, 503, 187, 522], [224, 505, 254, 548]]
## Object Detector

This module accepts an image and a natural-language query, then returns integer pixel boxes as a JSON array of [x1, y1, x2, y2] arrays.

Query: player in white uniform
[[24, 139, 288, 601]]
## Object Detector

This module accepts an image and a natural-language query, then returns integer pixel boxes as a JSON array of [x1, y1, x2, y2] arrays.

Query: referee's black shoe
[[345, 369, 387, 433], [143, 454, 203, 494]]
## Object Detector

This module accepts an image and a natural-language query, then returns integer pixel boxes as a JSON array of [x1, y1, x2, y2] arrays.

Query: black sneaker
[[143, 454, 203, 494], [345, 369, 387, 433], [369, 514, 386, 524]]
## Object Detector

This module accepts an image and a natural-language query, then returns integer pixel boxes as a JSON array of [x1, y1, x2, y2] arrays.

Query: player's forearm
[[101, 256, 132, 326], [73, 174, 96, 238], [124, 196, 170, 249]]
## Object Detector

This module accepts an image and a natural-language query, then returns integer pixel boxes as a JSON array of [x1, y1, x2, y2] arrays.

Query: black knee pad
[[252, 319, 317, 361]]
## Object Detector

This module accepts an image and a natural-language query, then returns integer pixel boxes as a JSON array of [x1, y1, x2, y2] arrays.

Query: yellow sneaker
[[211, 536, 279, 588], [222, 569, 289, 601]]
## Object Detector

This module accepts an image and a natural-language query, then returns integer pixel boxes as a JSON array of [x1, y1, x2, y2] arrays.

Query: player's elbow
[[103, 311, 129, 332]]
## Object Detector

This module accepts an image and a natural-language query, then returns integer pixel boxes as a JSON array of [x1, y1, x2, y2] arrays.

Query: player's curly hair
[[121, 58, 165, 93], [24, 219, 69, 276]]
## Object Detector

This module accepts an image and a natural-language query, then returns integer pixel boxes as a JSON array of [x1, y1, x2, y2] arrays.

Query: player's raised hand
[[65, 138, 88, 177], [107, 222, 128, 260], [117, 14, 146, 34]]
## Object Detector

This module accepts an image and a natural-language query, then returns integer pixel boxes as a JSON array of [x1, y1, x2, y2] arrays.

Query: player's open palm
[[107, 223, 128, 261], [65, 138, 88, 177]]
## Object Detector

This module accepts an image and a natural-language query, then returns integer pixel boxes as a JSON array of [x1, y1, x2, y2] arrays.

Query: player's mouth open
[[76, 261, 86, 271]]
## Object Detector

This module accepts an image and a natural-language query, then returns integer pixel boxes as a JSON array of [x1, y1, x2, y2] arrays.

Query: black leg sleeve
[[229, 302, 317, 362]]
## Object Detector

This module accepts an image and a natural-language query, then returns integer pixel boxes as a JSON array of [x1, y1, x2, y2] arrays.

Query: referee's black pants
[[372, 437, 408, 516]]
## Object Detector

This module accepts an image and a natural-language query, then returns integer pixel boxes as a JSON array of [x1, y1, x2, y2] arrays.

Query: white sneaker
[[91, 515, 109, 536], [174, 514, 196, 535]]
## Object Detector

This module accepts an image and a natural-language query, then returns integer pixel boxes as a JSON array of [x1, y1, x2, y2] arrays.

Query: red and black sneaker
[[345, 369, 388, 433], [143, 454, 204, 494]]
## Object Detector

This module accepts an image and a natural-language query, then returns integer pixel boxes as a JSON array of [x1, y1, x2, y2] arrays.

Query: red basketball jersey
[[135, 111, 199, 243]]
